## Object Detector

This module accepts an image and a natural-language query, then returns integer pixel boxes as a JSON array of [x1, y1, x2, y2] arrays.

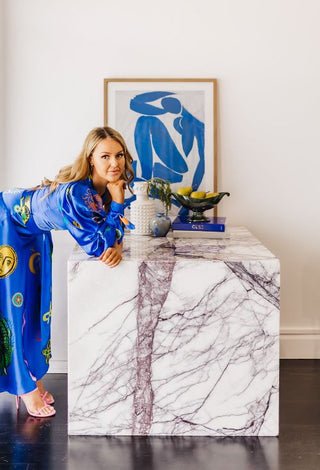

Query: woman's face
[[90, 138, 126, 184]]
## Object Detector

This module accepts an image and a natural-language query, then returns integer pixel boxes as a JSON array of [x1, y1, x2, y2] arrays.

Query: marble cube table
[[68, 227, 279, 436]]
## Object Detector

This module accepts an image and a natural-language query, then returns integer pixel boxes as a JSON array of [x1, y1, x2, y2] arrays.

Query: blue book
[[172, 216, 226, 232]]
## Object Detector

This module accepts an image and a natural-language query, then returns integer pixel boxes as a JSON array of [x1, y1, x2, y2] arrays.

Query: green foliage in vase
[[147, 177, 172, 216]]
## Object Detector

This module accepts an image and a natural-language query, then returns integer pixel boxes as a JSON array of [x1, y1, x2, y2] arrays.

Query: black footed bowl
[[171, 192, 230, 222]]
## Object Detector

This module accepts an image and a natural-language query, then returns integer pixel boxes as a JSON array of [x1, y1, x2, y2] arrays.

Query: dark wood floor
[[0, 360, 319, 470]]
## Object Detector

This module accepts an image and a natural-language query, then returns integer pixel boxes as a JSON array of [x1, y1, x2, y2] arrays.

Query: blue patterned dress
[[0, 178, 126, 395]]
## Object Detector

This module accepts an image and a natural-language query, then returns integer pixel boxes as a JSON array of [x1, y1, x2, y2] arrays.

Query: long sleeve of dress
[[59, 182, 125, 257]]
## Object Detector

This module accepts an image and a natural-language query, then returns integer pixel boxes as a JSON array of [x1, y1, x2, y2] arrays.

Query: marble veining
[[68, 227, 279, 436]]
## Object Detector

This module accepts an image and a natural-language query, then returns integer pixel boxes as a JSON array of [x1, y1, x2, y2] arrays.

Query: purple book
[[172, 216, 226, 232]]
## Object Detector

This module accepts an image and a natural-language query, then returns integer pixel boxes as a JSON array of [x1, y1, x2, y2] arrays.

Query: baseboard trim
[[281, 327, 320, 336], [280, 328, 320, 358], [48, 360, 68, 374]]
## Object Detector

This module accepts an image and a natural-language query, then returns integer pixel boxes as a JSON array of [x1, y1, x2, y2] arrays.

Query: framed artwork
[[104, 78, 217, 214]]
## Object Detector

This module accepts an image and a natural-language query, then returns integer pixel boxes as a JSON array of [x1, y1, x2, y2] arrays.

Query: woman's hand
[[107, 179, 126, 204], [98, 242, 123, 268]]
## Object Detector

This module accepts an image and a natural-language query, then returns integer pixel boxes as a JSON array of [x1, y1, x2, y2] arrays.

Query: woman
[[0, 126, 134, 418]]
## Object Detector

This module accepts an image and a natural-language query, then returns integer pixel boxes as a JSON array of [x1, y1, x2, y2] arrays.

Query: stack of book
[[171, 216, 230, 239]]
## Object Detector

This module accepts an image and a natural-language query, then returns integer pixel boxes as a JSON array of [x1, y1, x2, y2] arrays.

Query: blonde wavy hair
[[39, 127, 134, 206]]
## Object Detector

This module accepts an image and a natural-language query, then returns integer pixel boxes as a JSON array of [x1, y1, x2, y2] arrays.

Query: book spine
[[172, 229, 230, 239], [172, 223, 225, 232]]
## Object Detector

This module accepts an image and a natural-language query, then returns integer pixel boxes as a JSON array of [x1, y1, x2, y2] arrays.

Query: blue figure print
[[128, 91, 205, 211]]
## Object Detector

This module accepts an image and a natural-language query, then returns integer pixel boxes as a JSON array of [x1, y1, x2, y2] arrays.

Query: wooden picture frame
[[104, 78, 218, 215]]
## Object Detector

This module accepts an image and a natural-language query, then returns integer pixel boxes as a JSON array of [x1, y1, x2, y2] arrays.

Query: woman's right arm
[[97, 179, 125, 268], [60, 182, 125, 260]]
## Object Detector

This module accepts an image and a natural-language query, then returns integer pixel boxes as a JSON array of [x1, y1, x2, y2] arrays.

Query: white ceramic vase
[[130, 182, 155, 236]]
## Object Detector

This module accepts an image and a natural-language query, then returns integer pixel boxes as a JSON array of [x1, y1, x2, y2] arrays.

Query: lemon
[[177, 186, 193, 196], [190, 191, 206, 199]]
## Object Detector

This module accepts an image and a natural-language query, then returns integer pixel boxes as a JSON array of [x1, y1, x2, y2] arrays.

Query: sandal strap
[[33, 404, 55, 416], [38, 404, 53, 414]]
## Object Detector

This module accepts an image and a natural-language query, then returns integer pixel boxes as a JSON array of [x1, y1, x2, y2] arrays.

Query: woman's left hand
[[98, 242, 123, 268]]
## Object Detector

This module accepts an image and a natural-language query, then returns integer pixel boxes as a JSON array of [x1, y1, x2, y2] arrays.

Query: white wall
[[0, 0, 4, 186], [2, 0, 320, 370]]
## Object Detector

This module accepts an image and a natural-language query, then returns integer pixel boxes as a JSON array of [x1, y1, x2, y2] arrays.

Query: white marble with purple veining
[[68, 227, 279, 436]]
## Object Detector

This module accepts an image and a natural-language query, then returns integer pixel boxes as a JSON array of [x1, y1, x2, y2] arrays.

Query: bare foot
[[36, 379, 54, 404], [20, 388, 55, 416]]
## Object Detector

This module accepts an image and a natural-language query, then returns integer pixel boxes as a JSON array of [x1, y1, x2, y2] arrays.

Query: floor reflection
[[17, 415, 52, 443], [68, 435, 279, 470], [0, 392, 57, 469]]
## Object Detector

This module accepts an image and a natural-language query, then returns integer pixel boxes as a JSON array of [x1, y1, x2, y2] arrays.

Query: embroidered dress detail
[[0, 314, 13, 376], [119, 215, 135, 230]]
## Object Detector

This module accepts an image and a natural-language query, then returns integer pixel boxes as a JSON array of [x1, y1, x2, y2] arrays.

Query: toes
[[43, 405, 54, 414]]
